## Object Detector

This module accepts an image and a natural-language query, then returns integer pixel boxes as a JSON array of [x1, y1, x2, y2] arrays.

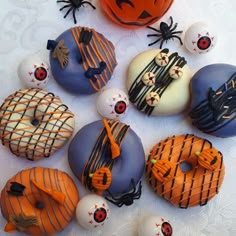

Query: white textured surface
[[0, 0, 236, 235]]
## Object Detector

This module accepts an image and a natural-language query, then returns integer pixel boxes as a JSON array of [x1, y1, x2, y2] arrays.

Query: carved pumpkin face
[[151, 159, 174, 182], [99, 0, 174, 28], [91, 167, 112, 192], [196, 148, 222, 171]]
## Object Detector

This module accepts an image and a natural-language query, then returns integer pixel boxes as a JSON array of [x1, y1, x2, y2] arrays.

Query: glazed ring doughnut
[[68, 119, 145, 207], [47, 26, 117, 95], [146, 134, 225, 208], [0, 88, 74, 160], [1, 167, 79, 235], [127, 48, 192, 116]]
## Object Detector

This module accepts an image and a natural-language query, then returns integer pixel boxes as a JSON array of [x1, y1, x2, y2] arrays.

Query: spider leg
[[148, 37, 163, 47], [170, 23, 178, 32], [63, 6, 73, 18], [81, 1, 96, 9], [133, 182, 142, 199], [168, 16, 173, 28], [57, 0, 69, 3], [105, 196, 123, 207], [159, 39, 165, 49], [72, 7, 77, 24], [171, 30, 183, 35], [105, 189, 118, 201], [147, 26, 162, 33], [147, 33, 162, 37], [59, 4, 71, 11], [171, 35, 183, 45]]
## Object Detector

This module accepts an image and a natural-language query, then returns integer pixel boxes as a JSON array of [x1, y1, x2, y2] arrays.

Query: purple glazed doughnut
[[68, 119, 145, 207], [47, 26, 117, 94], [190, 63, 236, 138]]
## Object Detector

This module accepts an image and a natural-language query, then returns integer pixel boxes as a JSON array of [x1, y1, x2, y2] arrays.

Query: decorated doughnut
[[47, 26, 117, 94], [146, 134, 225, 208], [99, 0, 174, 29], [0, 88, 74, 160], [1, 167, 79, 235], [190, 63, 236, 137], [68, 119, 145, 207], [127, 48, 192, 116]]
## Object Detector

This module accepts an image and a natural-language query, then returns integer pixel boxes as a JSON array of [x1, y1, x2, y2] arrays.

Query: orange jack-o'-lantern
[[196, 149, 222, 171], [99, 0, 174, 28], [90, 167, 112, 193], [151, 159, 174, 182]]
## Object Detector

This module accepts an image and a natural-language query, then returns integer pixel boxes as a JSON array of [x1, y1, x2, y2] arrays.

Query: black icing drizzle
[[128, 48, 187, 115], [190, 72, 236, 134], [82, 120, 130, 192]]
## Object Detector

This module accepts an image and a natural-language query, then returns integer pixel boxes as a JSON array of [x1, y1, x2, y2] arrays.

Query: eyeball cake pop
[[138, 215, 173, 236], [96, 88, 129, 119], [17, 54, 50, 89], [184, 21, 217, 54], [99, 0, 174, 29], [76, 194, 110, 230]]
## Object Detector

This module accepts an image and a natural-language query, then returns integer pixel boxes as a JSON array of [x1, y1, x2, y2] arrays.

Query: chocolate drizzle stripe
[[128, 48, 187, 115], [216, 155, 224, 194], [30, 168, 47, 233], [54, 170, 72, 221], [185, 138, 206, 208], [178, 135, 196, 208], [71, 27, 117, 92], [190, 72, 236, 133], [40, 168, 59, 231], [167, 134, 190, 201], [47, 168, 64, 230], [81, 120, 130, 192]]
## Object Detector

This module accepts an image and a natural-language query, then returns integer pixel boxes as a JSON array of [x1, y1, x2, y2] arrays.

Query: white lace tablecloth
[[0, 0, 236, 235]]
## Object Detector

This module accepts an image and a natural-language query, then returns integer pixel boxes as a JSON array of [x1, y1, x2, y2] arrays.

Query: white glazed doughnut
[[127, 48, 192, 116], [0, 88, 75, 160]]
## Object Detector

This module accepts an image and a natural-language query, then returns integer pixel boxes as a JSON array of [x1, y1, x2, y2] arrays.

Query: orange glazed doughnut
[[1, 167, 79, 235], [0, 88, 74, 160], [146, 134, 225, 208]]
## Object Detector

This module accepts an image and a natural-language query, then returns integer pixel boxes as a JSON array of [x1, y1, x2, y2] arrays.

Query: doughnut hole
[[180, 161, 193, 173]]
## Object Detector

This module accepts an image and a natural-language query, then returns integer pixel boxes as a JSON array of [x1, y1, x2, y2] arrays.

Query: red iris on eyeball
[[34, 67, 47, 81], [93, 208, 107, 223]]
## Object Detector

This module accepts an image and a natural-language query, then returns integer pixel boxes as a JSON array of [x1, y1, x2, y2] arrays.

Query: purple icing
[[48, 27, 117, 94], [190, 63, 236, 137], [68, 120, 145, 195]]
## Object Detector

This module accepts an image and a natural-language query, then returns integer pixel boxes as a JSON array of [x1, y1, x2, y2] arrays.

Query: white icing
[[127, 49, 192, 116]]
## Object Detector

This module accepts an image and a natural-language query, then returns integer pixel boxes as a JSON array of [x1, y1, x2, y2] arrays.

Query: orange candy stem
[[103, 119, 120, 159], [31, 180, 65, 205]]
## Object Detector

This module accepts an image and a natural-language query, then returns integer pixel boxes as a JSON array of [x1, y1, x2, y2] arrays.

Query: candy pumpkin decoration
[[151, 159, 175, 182], [196, 148, 222, 171], [1, 167, 79, 236], [90, 167, 112, 194], [99, 0, 174, 29]]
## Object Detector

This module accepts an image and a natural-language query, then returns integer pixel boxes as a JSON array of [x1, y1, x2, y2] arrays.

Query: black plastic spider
[[57, 0, 96, 24], [147, 16, 183, 49], [105, 179, 142, 207]]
